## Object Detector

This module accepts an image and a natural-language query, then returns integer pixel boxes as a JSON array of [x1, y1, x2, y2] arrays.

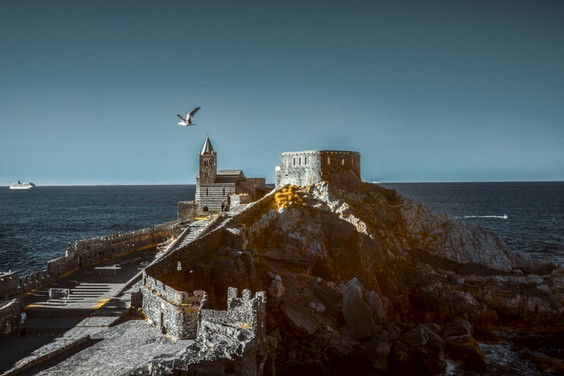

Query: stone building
[[275, 150, 361, 188], [195, 137, 269, 214]]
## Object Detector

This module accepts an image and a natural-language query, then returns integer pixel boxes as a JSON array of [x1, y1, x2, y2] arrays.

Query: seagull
[[177, 107, 201, 126]]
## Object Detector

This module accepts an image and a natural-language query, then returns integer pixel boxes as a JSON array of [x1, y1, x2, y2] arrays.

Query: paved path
[[0, 248, 157, 374]]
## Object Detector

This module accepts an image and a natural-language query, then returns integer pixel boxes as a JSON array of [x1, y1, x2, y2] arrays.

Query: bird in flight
[[177, 107, 201, 126]]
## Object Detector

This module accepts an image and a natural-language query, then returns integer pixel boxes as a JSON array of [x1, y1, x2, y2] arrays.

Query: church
[[194, 137, 269, 214]]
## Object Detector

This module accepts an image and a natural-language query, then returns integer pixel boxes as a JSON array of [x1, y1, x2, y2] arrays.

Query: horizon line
[[2, 179, 564, 188]]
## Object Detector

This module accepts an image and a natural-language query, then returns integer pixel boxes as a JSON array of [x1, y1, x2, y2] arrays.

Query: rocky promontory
[[144, 171, 564, 374]]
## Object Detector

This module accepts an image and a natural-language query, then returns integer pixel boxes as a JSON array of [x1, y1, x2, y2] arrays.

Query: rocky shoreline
[[130, 171, 564, 374]]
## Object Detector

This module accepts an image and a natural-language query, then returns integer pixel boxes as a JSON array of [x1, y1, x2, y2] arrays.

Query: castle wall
[[275, 150, 361, 188], [141, 274, 204, 339]]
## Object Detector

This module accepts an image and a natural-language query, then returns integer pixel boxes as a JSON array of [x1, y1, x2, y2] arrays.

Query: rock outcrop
[[147, 171, 564, 374]]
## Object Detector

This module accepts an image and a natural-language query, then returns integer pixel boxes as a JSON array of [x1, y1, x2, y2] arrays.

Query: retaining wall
[[16, 222, 175, 294], [0, 298, 22, 336]]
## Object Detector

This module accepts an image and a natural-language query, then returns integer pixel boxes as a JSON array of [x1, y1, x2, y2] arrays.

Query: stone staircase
[[169, 214, 234, 253]]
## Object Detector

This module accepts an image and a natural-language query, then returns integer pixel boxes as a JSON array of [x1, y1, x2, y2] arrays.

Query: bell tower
[[199, 137, 216, 185]]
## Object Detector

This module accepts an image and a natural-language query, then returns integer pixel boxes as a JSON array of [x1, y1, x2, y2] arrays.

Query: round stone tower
[[275, 150, 361, 188]]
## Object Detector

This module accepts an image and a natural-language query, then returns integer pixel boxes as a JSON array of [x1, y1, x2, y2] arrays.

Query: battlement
[[275, 150, 361, 188]]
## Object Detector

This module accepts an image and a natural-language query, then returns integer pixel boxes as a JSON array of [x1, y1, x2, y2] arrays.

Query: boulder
[[340, 278, 375, 339], [390, 325, 446, 376]]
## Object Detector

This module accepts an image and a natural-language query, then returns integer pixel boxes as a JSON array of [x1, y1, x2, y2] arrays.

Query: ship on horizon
[[9, 181, 35, 190]]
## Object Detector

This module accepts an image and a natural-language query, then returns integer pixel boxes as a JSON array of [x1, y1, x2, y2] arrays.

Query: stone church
[[195, 137, 269, 214]]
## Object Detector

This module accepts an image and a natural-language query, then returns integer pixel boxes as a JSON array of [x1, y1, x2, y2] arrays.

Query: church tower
[[198, 137, 216, 185]]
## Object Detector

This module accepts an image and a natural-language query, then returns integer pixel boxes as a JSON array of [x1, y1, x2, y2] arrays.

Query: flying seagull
[[177, 107, 201, 126]]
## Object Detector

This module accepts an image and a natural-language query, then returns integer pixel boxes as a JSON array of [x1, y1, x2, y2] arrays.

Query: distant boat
[[9, 181, 35, 190]]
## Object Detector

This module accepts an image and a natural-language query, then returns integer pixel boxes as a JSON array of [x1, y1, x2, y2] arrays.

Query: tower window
[[299, 157, 302, 166], [223, 188, 226, 196], [293, 158, 296, 166], [204, 172, 208, 178], [304, 157, 308, 165], [206, 188, 209, 196], [204, 160, 209, 166], [341, 157, 345, 165], [327, 156, 331, 165]]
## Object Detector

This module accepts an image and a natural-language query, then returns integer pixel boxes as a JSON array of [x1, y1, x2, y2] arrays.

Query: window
[[352, 157, 355, 166], [304, 157, 308, 165], [203, 205, 209, 212], [299, 157, 302, 166], [341, 157, 345, 165], [204, 172, 208, 178], [223, 188, 226, 196], [293, 158, 296, 166], [177, 262, 182, 271], [327, 156, 331, 165], [206, 188, 209, 196]]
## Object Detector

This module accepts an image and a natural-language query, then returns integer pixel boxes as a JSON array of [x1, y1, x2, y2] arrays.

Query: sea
[[1, 182, 563, 276]]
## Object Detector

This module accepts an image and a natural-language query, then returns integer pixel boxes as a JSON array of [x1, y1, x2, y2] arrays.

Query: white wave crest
[[455, 214, 509, 220]]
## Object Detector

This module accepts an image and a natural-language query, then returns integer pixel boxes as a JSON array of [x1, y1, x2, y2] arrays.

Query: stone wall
[[196, 183, 235, 214], [198, 287, 266, 347], [0, 273, 18, 299], [16, 222, 174, 294], [0, 298, 22, 335], [275, 150, 361, 188], [141, 274, 205, 339], [178, 201, 198, 222]]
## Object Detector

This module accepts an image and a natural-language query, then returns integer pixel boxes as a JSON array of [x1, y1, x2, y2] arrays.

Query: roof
[[200, 137, 215, 155], [215, 170, 245, 183], [217, 169, 244, 176]]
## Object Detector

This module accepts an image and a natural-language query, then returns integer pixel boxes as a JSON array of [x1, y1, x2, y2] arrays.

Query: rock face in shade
[[153, 170, 564, 374]]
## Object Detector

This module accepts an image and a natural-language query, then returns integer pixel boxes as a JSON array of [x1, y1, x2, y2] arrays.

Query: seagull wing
[[188, 107, 201, 117], [177, 114, 186, 121]]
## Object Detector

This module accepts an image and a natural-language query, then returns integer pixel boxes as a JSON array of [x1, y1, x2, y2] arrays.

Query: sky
[[1, 0, 563, 185]]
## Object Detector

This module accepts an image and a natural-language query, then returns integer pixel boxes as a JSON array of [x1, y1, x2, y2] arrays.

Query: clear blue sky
[[1, 0, 563, 185]]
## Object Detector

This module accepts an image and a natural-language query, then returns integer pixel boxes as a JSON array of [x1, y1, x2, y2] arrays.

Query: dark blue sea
[[383, 182, 564, 266], [0, 185, 196, 275], [1, 182, 563, 276]]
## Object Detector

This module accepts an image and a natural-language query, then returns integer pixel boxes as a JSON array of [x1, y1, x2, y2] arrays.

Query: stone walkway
[[0, 248, 157, 375]]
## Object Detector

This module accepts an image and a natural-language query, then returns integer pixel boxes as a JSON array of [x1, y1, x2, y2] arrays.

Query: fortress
[[275, 150, 361, 188]]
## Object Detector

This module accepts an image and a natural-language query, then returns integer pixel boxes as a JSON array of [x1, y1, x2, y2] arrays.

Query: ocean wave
[[455, 214, 509, 219]]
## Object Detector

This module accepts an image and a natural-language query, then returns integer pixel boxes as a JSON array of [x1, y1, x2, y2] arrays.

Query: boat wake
[[455, 214, 509, 220]]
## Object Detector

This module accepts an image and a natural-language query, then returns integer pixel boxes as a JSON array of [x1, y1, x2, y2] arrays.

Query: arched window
[[352, 157, 355, 166], [299, 157, 302, 166], [203, 205, 209, 212], [177, 261, 182, 271], [223, 188, 226, 196], [293, 158, 296, 166], [327, 156, 331, 165], [341, 157, 345, 165], [304, 157, 308, 165], [206, 188, 209, 196]]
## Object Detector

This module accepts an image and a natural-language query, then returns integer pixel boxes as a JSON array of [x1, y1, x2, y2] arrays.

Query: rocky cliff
[[154, 171, 564, 374]]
